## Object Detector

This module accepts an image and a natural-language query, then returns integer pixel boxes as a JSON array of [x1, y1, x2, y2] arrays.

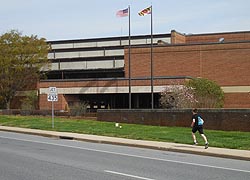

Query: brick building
[[38, 30, 250, 111]]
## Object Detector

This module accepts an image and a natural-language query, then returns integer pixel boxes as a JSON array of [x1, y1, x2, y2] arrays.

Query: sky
[[0, 0, 250, 41]]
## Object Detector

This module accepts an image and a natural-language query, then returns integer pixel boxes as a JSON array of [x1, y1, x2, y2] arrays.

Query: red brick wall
[[224, 93, 250, 108], [186, 31, 250, 44], [39, 80, 127, 88], [125, 42, 250, 86], [201, 45, 250, 86], [123, 41, 250, 108], [39, 79, 182, 89], [97, 109, 250, 132], [171, 30, 186, 44]]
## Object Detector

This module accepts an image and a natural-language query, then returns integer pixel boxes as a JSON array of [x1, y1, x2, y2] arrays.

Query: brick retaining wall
[[97, 109, 250, 132]]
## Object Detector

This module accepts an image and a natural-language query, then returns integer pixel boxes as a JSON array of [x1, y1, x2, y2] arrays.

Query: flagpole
[[150, 5, 154, 109], [128, 5, 132, 109]]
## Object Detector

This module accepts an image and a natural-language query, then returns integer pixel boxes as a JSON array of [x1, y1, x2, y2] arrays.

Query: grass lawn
[[0, 115, 249, 150]]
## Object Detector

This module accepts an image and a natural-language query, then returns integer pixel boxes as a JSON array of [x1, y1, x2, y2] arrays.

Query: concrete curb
[[0, 126, 249, 161]]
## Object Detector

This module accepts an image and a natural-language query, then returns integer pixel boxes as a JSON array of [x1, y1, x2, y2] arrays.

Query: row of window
[[50, 37, 170, 50], [42, 59, 124, 71], [48, 49, 124, 59], [44, 36, 170, 76]]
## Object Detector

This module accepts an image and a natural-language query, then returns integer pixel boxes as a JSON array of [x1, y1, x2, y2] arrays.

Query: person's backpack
[[198, 116, 204, 125]]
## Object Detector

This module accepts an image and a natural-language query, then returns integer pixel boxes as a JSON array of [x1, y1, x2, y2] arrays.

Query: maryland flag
[[138, 6, 152, 16]]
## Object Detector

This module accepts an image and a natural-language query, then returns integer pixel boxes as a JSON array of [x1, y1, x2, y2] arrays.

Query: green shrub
[[186, 78, 224, 108], [69, 102, 89, 116]]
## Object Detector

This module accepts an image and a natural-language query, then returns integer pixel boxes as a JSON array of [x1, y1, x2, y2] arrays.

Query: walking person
[[191, 108, 209, 149]]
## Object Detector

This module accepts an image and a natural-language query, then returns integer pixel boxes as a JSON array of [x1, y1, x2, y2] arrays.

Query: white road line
[[0, 135, 250, 174], [105, 170, 155, 180]]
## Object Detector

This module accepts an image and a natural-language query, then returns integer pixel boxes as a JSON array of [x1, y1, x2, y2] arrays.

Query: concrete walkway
[[0, 125, 249, 161]]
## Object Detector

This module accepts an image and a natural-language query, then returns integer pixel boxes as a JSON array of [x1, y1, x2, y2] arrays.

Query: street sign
[[48, 87, 58, 129], [49, 87, 57, 94], [47, 94, 58, 102], [48, 87, 58, 102]]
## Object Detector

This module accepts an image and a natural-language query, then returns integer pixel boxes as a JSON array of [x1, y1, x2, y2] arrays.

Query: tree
[[160, 78, 224, 109], [160, 83, 197, 109], [0, 30, 50, 109], [21, 91, 39, 111], [185, 78, 224, 108]]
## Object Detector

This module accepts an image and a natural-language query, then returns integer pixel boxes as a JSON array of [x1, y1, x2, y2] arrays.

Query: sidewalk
[[0, 125, 249, 161]]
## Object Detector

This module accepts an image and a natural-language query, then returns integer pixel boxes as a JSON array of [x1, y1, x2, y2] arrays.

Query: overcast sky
[[0, 0, 249, 41]]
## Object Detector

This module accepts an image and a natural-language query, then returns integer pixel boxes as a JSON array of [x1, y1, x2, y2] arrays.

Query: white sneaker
[[205, 142, 209, 149]]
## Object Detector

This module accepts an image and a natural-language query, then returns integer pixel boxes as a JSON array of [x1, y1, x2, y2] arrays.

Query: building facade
[[38, 30, 250, 111]]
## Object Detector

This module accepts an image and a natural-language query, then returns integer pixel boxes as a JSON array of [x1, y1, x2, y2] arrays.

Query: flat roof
[[47, 33, 171, 44]]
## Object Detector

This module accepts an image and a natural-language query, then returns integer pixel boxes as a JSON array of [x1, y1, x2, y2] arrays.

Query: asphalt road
[[0, 131, 249, 180]]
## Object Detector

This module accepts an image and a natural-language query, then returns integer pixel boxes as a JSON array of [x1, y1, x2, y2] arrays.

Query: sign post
[[48, 87, 58, 128], [52, 100, 54, 128]]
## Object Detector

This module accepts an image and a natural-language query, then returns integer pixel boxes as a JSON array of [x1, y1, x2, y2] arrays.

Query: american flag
[[116, 8, 129, 17]]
